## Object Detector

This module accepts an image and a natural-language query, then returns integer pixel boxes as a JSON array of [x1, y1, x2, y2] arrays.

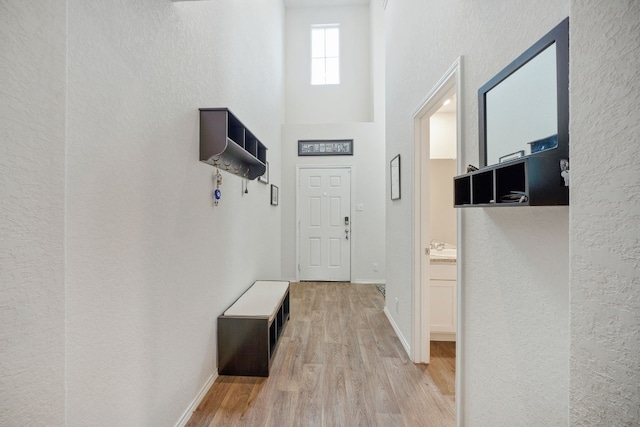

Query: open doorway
[[428, 95, 458, 343], [411, 59, 462, 421]]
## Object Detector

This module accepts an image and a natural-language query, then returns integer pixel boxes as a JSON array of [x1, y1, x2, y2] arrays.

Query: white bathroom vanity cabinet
[[430, 262, 457, 341]]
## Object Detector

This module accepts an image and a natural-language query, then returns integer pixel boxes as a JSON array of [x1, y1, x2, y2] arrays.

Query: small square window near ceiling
[[311, 24, 340, 85]]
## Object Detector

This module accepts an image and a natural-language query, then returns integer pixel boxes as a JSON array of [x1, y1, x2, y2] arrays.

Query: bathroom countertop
[[430, 256, 457, 264], [429, 247, 457, 264]]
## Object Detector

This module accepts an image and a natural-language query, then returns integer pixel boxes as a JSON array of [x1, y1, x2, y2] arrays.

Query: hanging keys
[[213, 169, 223, 206]]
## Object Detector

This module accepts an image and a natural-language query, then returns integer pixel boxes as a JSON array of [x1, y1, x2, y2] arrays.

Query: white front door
[[298, 167, 351, 281]]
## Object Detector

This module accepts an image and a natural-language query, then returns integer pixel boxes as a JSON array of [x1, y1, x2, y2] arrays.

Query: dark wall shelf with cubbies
[[200, 108, 267, 180], [455, 18, 570, 208], [454, 157, 568, 207]]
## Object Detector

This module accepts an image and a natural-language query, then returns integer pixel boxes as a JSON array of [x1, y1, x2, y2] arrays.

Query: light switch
[[356, 203, 364, 211]]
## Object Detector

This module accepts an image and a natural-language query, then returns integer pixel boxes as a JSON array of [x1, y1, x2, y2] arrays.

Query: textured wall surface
[[429, 159, 456, 246], [0, 1, 66, 425], [430, 112, 457, 159], [281, 3, 386, 284], [285, 5, 372, 123], [280, 122, 386, 283], [569, 0, 640, 424], [65, 0, 284, 425], [384, 1, 571, 424]]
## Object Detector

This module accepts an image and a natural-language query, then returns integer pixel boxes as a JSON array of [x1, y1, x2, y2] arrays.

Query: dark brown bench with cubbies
[[217, 281, 290, 377]]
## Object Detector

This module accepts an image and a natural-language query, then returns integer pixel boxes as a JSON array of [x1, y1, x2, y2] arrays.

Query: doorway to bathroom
[[427, 94, 458, 343], [411, 58, 462, 401]]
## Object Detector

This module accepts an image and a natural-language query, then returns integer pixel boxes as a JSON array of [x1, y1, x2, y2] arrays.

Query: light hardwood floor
[[186, 282, 455, 427]]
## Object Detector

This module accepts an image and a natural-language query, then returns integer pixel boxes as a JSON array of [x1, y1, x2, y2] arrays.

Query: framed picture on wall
[[271, 184, 279, 206], [390, 154, 401, 200], [298, 139, 353, 156]]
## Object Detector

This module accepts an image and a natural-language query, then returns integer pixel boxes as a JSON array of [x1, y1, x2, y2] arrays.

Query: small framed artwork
[[270, 184, 279, 206], [298, 139, 353, 156], [390, 154, 401, 200], [258, 161, 269, 184]]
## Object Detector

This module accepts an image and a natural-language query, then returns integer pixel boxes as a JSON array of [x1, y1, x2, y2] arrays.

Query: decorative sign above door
[[298, 139, 353, 156]]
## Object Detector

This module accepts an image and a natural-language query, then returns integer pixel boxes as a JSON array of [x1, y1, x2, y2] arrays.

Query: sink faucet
[[430, 240, 444, 250]]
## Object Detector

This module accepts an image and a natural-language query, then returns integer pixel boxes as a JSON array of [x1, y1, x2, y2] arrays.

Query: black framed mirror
[[479, 18, 569, 168]]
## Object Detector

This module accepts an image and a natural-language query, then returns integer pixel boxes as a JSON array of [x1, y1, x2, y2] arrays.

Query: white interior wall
[[64, 1, 284, 425], [0, 2, 66, 425], [569, 1, 640, 423], [369, 0, 385, 123], [429, 112, 457, 246], [7, 1, 637, 426], [281, 2, 385, 283], [281, 123, 385, 283], [285, 4, 372, 123], [430, 112, 456, 159], [385, 1, 571, 424], [429, 160, 456, 245]]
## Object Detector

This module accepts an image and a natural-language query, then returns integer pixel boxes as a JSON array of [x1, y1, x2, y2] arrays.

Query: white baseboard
[[175, 371, 218, 427], [383, 306, 411, 358], [351, 279, 386, 285], [284, 278, 385, 285], [430, 332, 456, 342]]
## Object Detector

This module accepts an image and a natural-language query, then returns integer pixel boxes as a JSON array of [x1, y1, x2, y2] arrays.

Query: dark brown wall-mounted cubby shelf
[[454, 157, 568, 207], [456, 18, 570, 208], [200, 108, 267, 180]]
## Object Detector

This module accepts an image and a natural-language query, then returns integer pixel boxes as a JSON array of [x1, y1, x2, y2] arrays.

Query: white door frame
[[296, 165, 354, 282], [412, 57, 462, 359], [412, 56, 463, 425]]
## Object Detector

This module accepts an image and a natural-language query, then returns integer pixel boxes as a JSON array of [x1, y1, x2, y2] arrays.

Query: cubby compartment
[[283, 293, 290, 320], [245, 130, 258, 157], [269, 321, 277, 358], [227, 113, 245, 147], [472, 169, 494, 204], [276, 307, 284, 338], [257, 145, 267, 165], [495, 161, 527, 204], [454, 175, 471, 206]]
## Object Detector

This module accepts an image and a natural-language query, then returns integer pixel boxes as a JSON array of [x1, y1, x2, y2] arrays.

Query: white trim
[[296, 165, 354, 283], [411, 55, 465, 427], [175, 371, 218, 427], [454, 57, 464, 427], [430, 332, 456, 342], [383, 306, 410, 356], [411, 57, 461, 367], [412, 58, 461, 118], [291, 279, 385, 285], [411, 58, 459, 364], [351, 279, 386, 285]]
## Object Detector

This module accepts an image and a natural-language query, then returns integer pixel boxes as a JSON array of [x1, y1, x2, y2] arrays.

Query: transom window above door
[[311, 24, 340, 85]]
